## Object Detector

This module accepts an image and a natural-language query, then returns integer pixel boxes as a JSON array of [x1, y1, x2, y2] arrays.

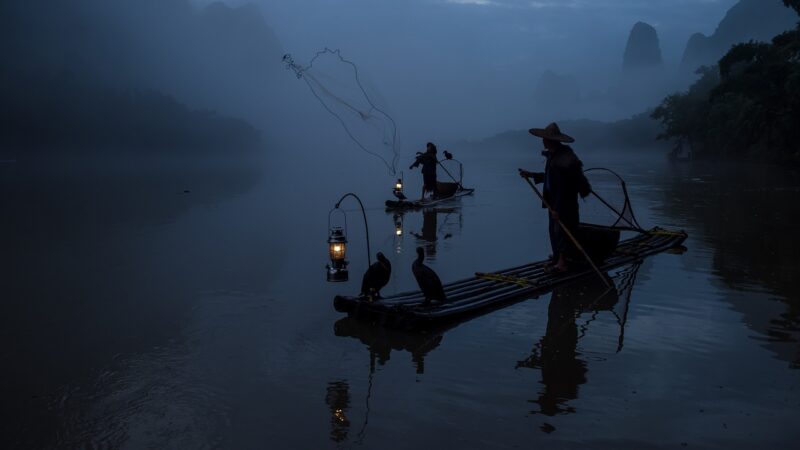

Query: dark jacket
[[410, 151, 438, 175], [533, 147, 591, 221]]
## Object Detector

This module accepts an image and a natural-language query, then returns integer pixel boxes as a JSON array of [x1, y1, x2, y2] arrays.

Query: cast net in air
[[283, 48, 400, 175]]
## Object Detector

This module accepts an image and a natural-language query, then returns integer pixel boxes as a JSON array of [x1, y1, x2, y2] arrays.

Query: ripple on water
[[51, 292, 279, 449], [53, 347, 227, 449]]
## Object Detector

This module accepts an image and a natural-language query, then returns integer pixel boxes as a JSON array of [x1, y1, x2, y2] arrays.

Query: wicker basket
[[436, 182, 459, 198]]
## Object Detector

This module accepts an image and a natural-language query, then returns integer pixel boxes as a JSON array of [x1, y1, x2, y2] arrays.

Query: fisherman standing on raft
[[519, 123, 591, 273], [410, 142, 439, 200]]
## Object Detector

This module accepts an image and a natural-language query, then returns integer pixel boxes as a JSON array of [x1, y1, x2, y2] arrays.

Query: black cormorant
[[411, 247, 447, 304], [360, 252, 391, 299]]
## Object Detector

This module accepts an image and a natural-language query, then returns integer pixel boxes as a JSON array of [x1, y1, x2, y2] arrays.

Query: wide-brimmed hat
[[528, 122, 575, 143]]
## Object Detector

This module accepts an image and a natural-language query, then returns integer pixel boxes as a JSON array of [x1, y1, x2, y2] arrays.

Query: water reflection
[[325, 380, 352, 443], [329, 319, 451, 445], [654, 163, 800, 367], [334, 317, 447, 374], [391, 213, 404, 254], [334, 263, 642, 423], [0, 157, 263, 448], [399, 207, 463, 260], [518, 264, 640, 416], [330, 318, 436, 445]]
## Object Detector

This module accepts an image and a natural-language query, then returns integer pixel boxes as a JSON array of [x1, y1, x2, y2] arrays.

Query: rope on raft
[[475, 272, 534, 287]]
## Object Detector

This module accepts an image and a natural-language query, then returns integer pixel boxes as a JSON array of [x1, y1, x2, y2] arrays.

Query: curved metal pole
[[335, 193, 372, 265], [584, 167, 644, 231]]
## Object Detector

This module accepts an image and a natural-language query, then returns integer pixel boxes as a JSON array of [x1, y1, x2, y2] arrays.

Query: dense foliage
[[652, 1, 800, 162]]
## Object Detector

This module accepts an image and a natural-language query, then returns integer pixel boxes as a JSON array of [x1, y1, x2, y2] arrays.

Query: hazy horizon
[[3, 0, 795, 153], [214, 0, 742, 141]]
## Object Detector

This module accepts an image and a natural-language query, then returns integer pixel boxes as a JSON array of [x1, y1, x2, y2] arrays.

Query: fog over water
[[2, 0, 799, 448]]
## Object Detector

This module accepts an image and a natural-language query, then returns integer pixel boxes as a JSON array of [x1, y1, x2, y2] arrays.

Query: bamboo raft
[[385, 186, 474, 210], [334, 227, 687, 329]]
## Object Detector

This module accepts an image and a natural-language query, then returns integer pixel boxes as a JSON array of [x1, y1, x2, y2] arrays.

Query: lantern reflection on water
[[394, 216, 403, 236]]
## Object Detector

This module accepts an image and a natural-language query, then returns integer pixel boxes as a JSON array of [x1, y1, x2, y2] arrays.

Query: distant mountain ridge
[[680, 0, 797, 73], [463, 113, 668, 153]]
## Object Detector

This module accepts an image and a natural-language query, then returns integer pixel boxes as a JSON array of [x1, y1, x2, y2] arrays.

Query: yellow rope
[[646, 228, 687, 237], [476, 229, 684, 287], [475, 272, 532, 287]]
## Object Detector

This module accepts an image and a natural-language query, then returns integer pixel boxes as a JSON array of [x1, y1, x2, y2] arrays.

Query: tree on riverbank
[[652, 1, 800, 162]]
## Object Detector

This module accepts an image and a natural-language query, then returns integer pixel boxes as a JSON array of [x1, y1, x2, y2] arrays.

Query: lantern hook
[[333, 193, 372, 266]]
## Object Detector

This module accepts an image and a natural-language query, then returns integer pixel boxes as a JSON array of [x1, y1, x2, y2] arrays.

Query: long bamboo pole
[[522, 176, 612, 288]]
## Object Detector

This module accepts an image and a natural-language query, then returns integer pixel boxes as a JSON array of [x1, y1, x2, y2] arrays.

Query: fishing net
[[607, 262, 641, 352], [283, 48, 400, 174], [437, 157, 464, 185], [580, 168, 644, 232]]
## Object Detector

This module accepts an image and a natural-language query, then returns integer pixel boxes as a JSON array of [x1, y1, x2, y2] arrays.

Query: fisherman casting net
[[283, 48, 400, 174], [580, 168, 644, 233]]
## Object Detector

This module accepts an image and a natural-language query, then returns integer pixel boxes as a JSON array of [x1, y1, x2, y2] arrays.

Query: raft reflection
[[517, 263, 640, 416], [331, 263, 642, 437], [334, 317, 448, 374], [390, 207, 462, 260], [329, 319, 454, 444]]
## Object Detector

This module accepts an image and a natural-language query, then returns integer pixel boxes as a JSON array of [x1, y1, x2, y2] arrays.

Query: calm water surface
[[2, 148, 798, 449]]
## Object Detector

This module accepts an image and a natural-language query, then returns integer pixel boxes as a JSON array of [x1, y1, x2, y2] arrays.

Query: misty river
[[2, 147, 799, 449]]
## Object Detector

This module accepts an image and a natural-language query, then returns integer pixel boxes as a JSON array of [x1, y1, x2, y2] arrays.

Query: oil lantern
[[327, 226, 349, 282], [392, 177, 404, 200]]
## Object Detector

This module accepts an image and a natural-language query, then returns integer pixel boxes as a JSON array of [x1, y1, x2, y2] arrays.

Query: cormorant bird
[[360, 252, 392, 299], [443, 150, 453, 160], [411, 247, 447, 304]]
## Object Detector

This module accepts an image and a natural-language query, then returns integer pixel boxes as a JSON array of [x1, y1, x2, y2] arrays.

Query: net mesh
[[437, 158, 464, 185], [283, 48, 400, 174], [580, 168, 643, 232]]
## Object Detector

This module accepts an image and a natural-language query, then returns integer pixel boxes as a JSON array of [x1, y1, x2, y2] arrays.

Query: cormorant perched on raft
[[411, 247, 447, 305], [360, 252, 392, 300], [443, 150, 453, 160]]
